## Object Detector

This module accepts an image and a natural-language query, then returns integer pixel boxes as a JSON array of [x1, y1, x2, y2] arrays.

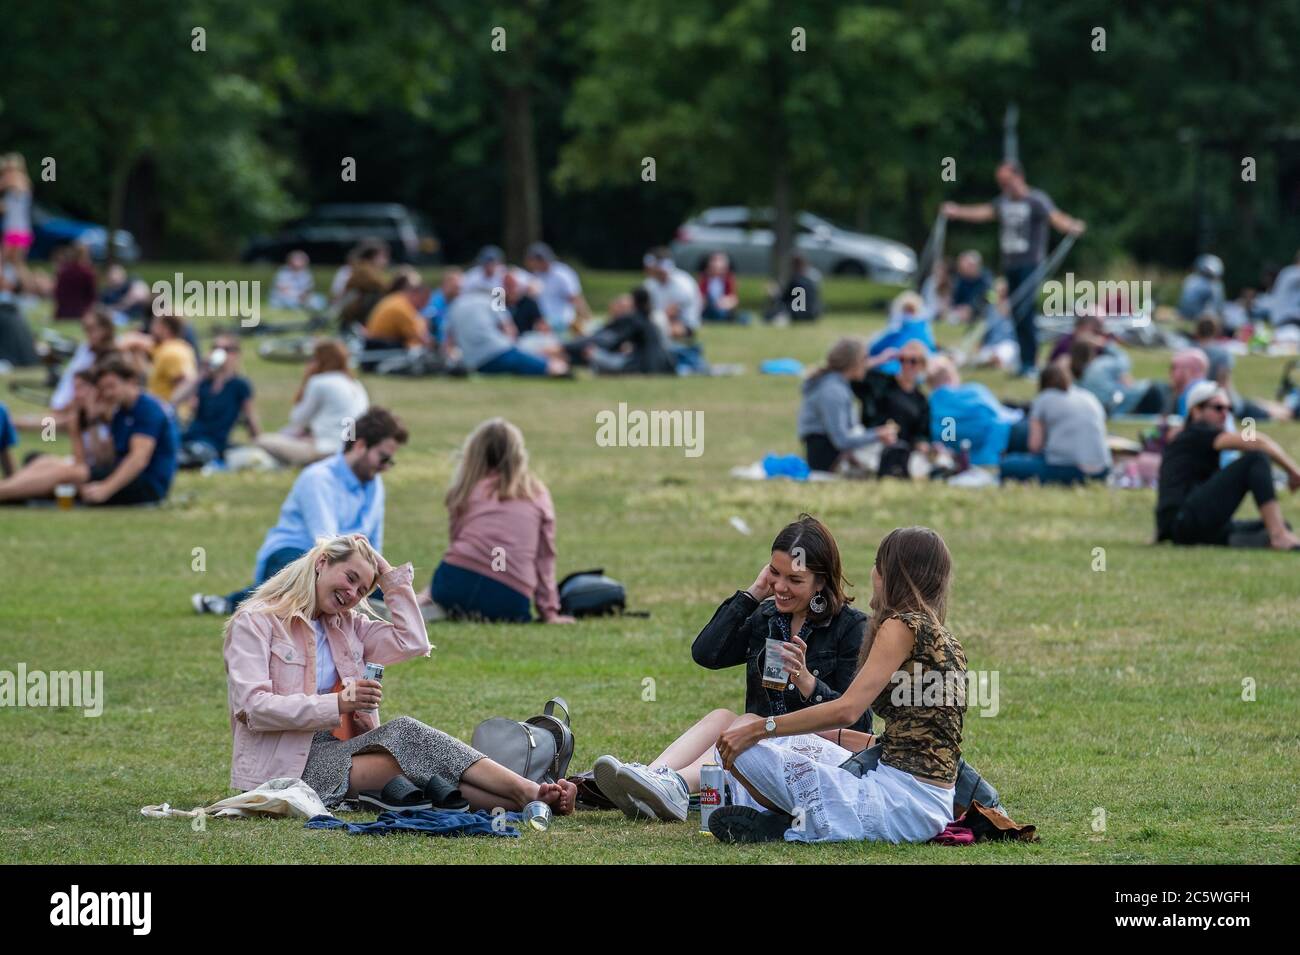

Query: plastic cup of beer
[[523, 799, 552, 832], [761, 637, 790, 690], [55, 485, 76, 511]]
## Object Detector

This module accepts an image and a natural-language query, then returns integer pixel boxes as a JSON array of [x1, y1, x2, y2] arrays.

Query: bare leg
[[256, 432, 326, 466], [1261, 501, 1300, 550], [459, 757, 578, 814], [0, 457, 89, 502], [650, 708, 737, 773], [344, 753, 575, 815], [729, 765, 786, 814], [344, 752, 403, 796]]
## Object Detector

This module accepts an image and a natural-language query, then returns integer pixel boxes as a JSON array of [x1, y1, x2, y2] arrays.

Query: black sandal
[[423, 775, 470, 812], [708, 806, 793, 844], [358, 775, 433, 813]]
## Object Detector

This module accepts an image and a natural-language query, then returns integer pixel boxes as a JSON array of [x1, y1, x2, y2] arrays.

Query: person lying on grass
[[588, 514, 873, 821], [708, 525, 966, 844], [223, 534, 576, 815]]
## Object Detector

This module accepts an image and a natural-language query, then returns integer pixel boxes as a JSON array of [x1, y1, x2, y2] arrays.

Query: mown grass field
[[2, 265, 1298, 864]]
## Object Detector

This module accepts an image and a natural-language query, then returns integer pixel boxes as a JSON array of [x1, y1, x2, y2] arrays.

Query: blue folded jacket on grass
[[759, 358, 804, 376], [306, 808, 523, 838], [762, 454, 810, 481]]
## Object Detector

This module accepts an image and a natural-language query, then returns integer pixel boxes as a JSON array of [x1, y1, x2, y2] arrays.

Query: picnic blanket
[[305, 808, 523, 838]]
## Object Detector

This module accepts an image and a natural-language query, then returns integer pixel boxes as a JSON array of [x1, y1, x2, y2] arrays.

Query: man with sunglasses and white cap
[[193, 407, 409, 614], [1156, 381, 1300, 550]]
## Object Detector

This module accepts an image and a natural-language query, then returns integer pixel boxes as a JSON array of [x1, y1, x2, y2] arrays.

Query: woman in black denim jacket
[[589, 515, 876, 822]]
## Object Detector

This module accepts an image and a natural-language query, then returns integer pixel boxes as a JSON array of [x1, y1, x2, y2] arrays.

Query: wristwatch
[[764, 717, 777, 734]]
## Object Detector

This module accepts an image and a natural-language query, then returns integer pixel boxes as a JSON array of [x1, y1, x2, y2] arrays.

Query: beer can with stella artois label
[[699, 763, 725, 834]]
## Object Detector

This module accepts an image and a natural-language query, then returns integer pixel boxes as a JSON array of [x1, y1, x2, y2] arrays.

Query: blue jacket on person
[[929, 382, 1023, 466]]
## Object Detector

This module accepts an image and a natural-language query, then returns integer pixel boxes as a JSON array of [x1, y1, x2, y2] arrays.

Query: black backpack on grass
[[558, 569, 626, 617]]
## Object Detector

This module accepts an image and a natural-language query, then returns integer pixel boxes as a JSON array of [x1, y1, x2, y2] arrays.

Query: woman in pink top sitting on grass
[[223, 533, 576, 813], [419, 418, 574, 624]]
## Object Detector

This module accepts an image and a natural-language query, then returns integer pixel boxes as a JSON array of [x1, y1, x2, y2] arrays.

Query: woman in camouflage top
[[715, 526, 967, 843]]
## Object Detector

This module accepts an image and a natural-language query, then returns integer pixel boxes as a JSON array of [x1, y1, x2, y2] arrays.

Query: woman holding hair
[[224, 534, 576, 813], [588, 515, 872, 821], [710, 526, 966, 844], [798, 337, 897, 473], [419, 418, 574, 623], [256, 339, 368, 466]]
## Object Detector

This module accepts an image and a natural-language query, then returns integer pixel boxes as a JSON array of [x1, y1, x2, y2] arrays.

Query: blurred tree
[[559, 0, 1020, 279], [0, 0, 297, 259]]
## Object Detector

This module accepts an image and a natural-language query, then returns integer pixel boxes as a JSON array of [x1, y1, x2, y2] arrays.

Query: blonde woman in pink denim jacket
[[223, 534, 576, 813]]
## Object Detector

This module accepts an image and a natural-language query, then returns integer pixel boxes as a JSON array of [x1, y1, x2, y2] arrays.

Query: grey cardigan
[[797, 371, 879, 451]]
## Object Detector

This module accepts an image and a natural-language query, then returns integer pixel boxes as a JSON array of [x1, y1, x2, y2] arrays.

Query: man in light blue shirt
[[192, 407, 408, 615]]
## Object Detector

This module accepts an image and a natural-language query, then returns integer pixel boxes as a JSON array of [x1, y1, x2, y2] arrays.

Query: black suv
[[242, 203, 441, 264]]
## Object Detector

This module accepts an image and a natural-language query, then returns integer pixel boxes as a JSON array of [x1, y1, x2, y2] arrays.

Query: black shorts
[[101, 475, 163, 507]]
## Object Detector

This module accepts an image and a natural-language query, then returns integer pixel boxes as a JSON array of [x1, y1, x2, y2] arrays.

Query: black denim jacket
[[691, 590, 872, 732]]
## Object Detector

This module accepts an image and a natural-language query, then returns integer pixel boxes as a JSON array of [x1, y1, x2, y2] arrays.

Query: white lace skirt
[[718, 734, 954, 844]]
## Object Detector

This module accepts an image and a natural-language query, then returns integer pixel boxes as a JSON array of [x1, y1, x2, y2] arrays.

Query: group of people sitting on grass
[[796, 329, 1113, 486], [314, 239, 758, 379], [220, 507, 979, 844], [0, 306, 376, 496], [794, 310, 1300, 551]]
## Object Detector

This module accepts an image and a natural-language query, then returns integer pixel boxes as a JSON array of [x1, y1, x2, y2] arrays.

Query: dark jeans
[[803, 433, 840, 472], [1000, 453, 1106, 486], [478, 347, 548, 376], [99, 475, 164, 506], [702, 303, 751, 325], [227, 546, 306, 610], [430, 561, 533, 622], [1006, 417, 1031, 454], [1164, 451, 1277, 546], [1005, 263, 1041, 373]]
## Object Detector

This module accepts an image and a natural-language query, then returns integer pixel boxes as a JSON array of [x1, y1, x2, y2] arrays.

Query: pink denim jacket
[[223, 562, 431, 791]]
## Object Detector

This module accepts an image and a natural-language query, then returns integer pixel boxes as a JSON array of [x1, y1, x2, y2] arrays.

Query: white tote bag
[[141, 777, 332, 821]]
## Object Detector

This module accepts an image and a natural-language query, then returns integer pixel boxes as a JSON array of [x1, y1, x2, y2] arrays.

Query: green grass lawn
[[2, 268, 1298, 864]]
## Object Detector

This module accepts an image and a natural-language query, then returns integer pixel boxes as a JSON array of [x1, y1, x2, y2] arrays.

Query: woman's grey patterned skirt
[[301, 715, 485, 807]]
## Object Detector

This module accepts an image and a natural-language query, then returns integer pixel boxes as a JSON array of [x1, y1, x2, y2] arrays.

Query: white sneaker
[[192, 593, 230, 616], [615, 763, 689, 822], [593, 755, 652, 820]]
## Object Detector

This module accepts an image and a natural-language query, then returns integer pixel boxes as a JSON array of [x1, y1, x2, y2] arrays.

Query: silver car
[[670, 206, 916, 283]]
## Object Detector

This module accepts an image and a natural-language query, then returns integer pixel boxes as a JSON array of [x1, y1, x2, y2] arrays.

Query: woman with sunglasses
[[1157, 382, 1300, 549], [855, 339, 935, 477]]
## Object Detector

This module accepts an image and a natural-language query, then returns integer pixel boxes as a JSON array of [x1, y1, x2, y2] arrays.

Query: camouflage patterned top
[[870, 611, 967, 785]]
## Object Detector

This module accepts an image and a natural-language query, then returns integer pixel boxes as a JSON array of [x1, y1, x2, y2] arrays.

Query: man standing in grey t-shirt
[[943, 160, 1086, 376]]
